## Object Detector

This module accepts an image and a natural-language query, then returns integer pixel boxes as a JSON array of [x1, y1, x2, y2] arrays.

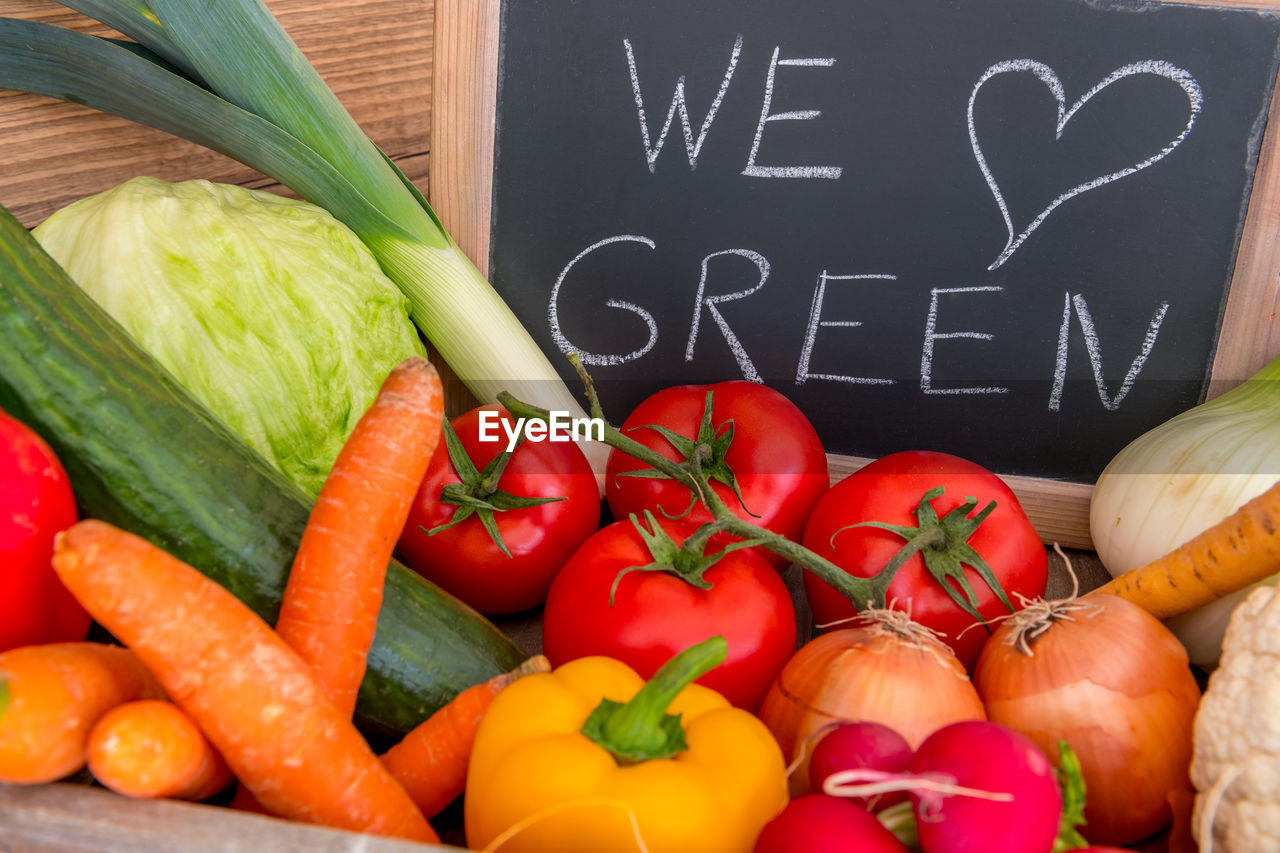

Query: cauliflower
[[1191, 583, 1280, 852]]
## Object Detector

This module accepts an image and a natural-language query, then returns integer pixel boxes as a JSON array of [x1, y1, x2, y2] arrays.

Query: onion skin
[[758, 617, 986, 795], [1088, 353, 1280, 667], [973, 592, 1202, 847]]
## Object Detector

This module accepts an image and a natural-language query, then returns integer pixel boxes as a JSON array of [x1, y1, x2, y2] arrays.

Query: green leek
[[0, 2, 586, 430]]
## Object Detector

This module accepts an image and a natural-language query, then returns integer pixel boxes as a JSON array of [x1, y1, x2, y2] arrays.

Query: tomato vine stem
[[496, 358, 899, 609]]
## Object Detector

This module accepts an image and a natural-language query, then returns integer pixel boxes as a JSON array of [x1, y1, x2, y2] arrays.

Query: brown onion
[[757, 608, 986, 795], [973, 590, 1202, 847]]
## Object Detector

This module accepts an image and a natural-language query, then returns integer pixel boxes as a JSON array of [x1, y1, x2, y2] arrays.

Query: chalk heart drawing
[[968, 59, 1203, 271]]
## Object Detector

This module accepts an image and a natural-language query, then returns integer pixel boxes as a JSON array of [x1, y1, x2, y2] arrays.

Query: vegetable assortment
[[0, 203, 524, 735], [0, 198, 1244, 850], [0, 0, 589, 431], [4, 2, 1280, 851]]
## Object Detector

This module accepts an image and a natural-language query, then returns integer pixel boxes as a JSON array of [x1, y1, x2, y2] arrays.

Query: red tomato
[[1, 408, 90, 651], [397, 405, 601, 614], [542, 516, 797, 710], [801, 451, 1047, 669], [605, 381, 828, 568]]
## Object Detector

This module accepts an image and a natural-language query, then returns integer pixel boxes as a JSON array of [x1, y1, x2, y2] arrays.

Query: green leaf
[[440, 417, 482, 484], [625, 391, 757, 517], [428, 418, 565, 558], [1053, 741, 1090, 852], [851, 486, 1013, 621], [0, 677, 9, 720]]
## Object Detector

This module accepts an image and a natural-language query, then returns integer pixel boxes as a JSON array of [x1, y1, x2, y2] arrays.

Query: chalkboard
[[430, 0, 1280, 548]]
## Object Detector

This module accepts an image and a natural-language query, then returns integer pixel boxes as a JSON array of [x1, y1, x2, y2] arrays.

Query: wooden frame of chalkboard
[[429, 0, 1280, 550]]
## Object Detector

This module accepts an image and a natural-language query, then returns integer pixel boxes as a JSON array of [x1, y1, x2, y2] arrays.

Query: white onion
[[1089, 355, 1280, 667]]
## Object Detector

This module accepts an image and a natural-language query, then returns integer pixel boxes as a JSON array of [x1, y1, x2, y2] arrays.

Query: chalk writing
[[969, 59, 1203, 270], [626, 35, 742, 171], [488, 0, 1280, 482]]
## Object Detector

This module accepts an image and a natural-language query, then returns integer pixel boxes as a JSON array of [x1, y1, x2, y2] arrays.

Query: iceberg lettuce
[[34, 176, 427, 496]]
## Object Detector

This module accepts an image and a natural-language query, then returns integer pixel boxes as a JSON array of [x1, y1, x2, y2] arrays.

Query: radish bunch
[[755, 720, 1075, 853]]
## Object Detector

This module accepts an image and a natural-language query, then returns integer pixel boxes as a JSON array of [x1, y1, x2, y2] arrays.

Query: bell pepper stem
[[580, 636, 727, 764]]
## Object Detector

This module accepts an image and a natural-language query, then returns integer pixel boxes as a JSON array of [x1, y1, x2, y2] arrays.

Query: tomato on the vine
[[801, 450, 1047, 669], [397, 405, 601, 615], [542, 514, 797, 711], [1, 408, 90, 652], [605, 381, 828, 568]]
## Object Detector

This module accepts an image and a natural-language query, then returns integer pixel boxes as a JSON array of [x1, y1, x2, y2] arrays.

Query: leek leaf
[[144, 0, 435, 243], [0, 18, 407, 244], [54, 0, 197, 81]]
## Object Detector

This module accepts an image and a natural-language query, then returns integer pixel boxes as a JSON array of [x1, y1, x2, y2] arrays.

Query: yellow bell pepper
[[463, 636, 788, 853]]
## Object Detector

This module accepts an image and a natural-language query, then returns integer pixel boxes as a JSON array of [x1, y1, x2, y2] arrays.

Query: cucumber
[[0, 203, 526, 735]]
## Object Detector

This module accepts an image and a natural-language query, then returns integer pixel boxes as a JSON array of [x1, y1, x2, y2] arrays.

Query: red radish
[[908, 721, 1061, 853], [808, 721, 914, 812], [752, 793, 910, 853]]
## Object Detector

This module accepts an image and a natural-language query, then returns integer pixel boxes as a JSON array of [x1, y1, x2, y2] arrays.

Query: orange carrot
[[274, 355, 444, 717], [52, 519, 438, 844], [1095, 480, 1280, 620], [0, 642, 164, 785], [381, 655, 551, 818], [86, 699, 233, 801]]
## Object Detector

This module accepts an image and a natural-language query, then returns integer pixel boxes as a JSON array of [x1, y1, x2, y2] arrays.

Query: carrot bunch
[[0, 357, 535, 841]]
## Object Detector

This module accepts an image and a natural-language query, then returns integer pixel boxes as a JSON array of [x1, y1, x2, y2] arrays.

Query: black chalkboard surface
[[480, 0, 1280, 489]]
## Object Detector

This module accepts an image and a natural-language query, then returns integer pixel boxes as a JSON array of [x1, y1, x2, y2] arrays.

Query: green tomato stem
[[496, 389, 894, 608]]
